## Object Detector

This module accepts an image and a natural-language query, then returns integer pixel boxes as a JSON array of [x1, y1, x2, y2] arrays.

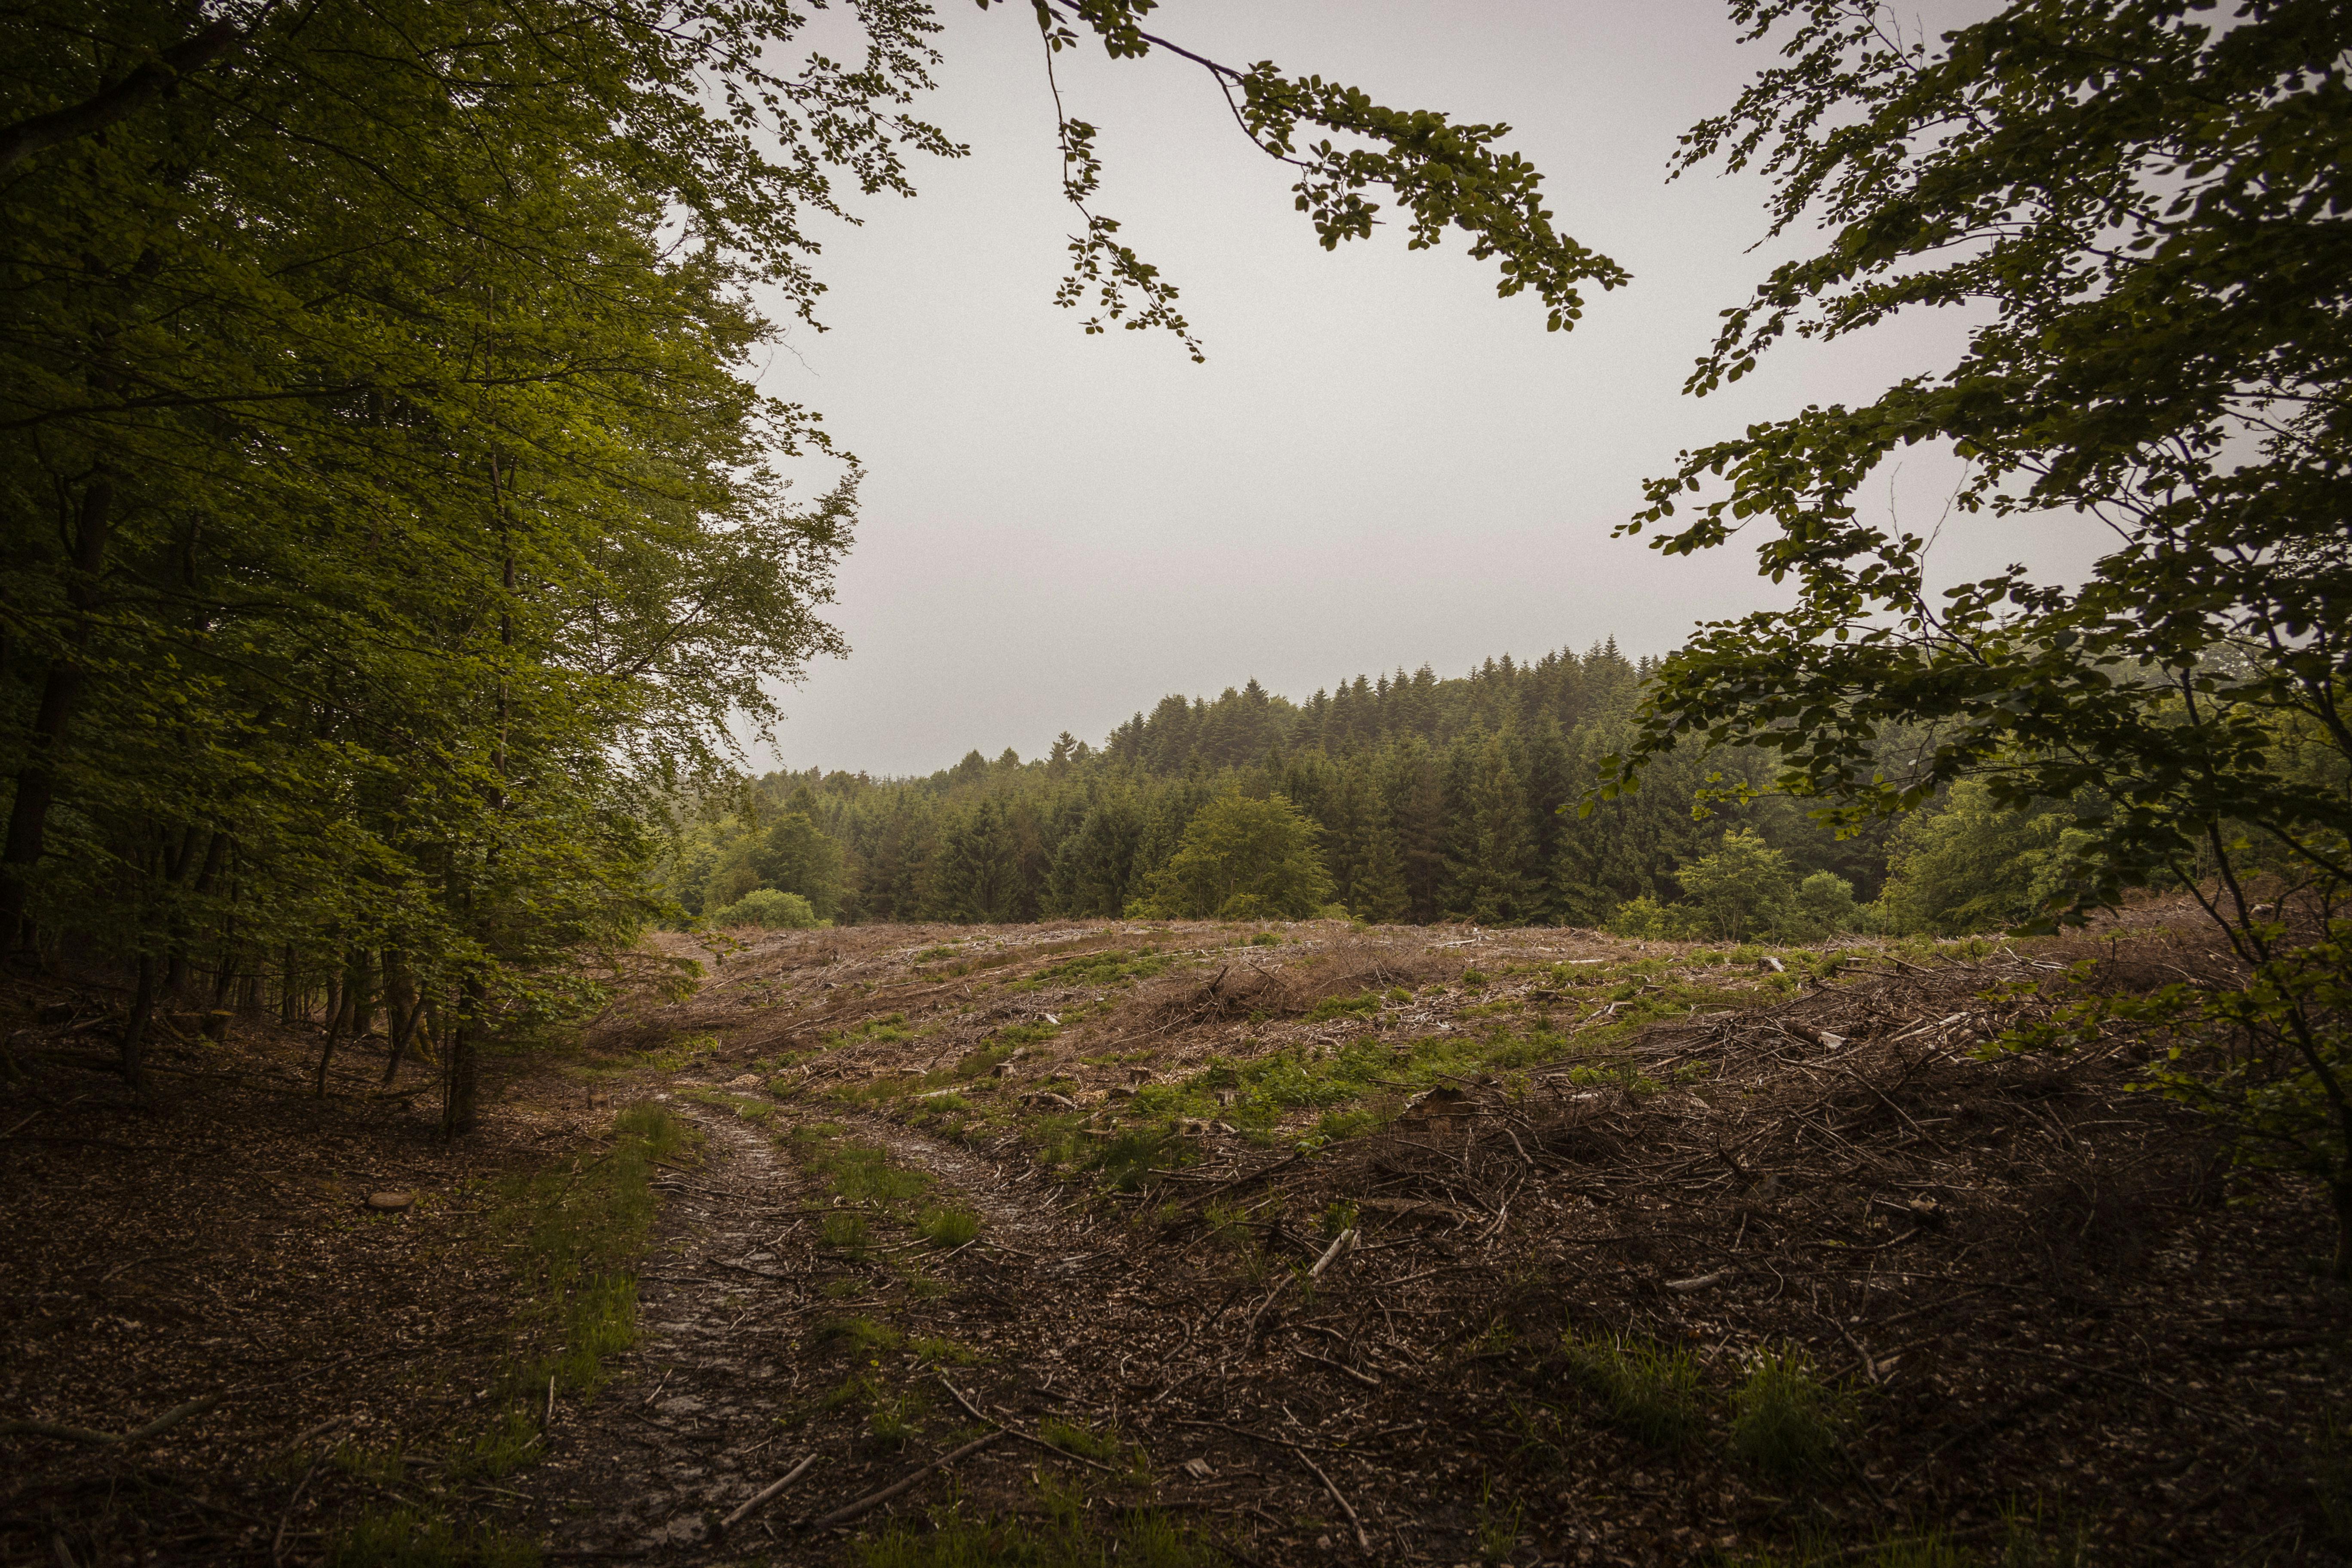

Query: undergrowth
[[327, 1107, 691, 1561]]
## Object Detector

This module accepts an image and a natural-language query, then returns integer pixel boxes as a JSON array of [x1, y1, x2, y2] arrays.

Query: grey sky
[[753, 0, 2098, 778]]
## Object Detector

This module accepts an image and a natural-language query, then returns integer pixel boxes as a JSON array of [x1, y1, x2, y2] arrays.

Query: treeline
[[667, 641, 1900, 934]]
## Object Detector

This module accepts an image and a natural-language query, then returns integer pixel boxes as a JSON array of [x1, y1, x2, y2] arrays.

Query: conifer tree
[[1451, 733, 1537, 924], [929, 798, 1023, 923], [1340, 768, 1412, 924]]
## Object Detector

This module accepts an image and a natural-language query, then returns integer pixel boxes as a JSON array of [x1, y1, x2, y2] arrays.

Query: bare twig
[[715, 1452, 819, 1535], [1, 1392, 224, 1446], [808, 1431, 1005, 1529]]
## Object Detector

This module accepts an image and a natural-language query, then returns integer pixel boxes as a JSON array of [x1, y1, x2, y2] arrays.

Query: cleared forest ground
[[4, 918, 2348, 1565]]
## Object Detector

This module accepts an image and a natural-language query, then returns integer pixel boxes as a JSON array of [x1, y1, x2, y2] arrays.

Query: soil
[[4, 916, 2348, 1566]]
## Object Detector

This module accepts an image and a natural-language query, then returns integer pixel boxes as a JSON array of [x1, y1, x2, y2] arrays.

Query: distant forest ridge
[[842, 640, 1656, 787], [667, 640, 1916, 932]]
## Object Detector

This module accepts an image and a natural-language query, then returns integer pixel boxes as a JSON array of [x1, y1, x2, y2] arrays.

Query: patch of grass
[[1306, 991, 1382, 1022], [447, 1406, 541, 1480], [472, 1099, 696, 1471], [952, 1043, 1019, 1078], [1126, 1019, 1684, 1146], [827, 1013, 915, 1048], [803, 1138, 933, 1206], [1033, 1112, 1090, 1170], [1730, 1344, 1847, 1480], [1040, 1417, 1122, 1463], [910, 1334, 980, 1365], [1001, 946, 1174, 992], [822, 1372, 885, 1412], [868, 1390, 927, 1449], [920, 1207, 982, 1248], [821, 1211, 871, 1251], [328, 1509, 541, 1568], [643, 1034, 723, 1073], [1558, 1328, 1704, 1450], [1476, 1484, 1524, 1566], [816, 1315, 905, 1356], [1092, 1126, 1188, 1191]]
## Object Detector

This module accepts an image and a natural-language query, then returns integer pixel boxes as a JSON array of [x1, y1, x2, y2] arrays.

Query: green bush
[[1127, 791, 1334, 919], [1678, 828, 1796, 941], [1792, 871, 1864, 937], [707, 886, 823, 929]]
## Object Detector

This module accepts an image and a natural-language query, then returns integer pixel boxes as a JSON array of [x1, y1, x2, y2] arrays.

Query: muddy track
[[521, 1075, 1465, 1565]]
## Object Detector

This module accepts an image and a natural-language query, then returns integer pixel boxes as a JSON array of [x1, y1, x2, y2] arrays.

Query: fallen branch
[[808, 1430, 1005, 1529], [0, 1391, 223, 1446], [934, 1375, 1119, 1473], [1295, 1447, 1373, 1554], [716, 1451, 820, 1536], [1295, 1347, 1380, 1388]]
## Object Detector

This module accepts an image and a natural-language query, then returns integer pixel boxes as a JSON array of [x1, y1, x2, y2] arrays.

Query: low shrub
[[705, 887, 824, 929]]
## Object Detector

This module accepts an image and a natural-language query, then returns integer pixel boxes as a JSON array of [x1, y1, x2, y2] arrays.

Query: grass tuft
[[921, 1207, 983, 1248], [1558, 1327, 1704, 1450], [1730, 1343, 1846, 1479], [1040, 1417, 1123, 1462]]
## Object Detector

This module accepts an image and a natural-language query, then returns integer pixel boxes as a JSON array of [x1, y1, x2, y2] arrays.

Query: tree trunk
[[165, 829, 229, 998], [347, 947, 377, 1038], [121, 952, 156, 1100], [2334, 1179, 2352, 1285], [0, 477, 112, 949], [313, 1002, 343, 1097], [279, 945, 299, 1026], [381, 949, 420, 1086], [442, 972, 486, 1136]]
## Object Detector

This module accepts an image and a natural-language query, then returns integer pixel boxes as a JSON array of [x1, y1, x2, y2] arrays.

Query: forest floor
[[3, 916, 2349, 1567]]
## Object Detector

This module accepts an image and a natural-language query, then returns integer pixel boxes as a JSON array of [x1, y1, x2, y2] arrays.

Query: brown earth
[[3, 917, 2348, 1566]]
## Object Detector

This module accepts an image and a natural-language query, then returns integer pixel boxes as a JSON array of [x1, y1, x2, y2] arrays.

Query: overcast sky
[[750, 0, 2095, 778]]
